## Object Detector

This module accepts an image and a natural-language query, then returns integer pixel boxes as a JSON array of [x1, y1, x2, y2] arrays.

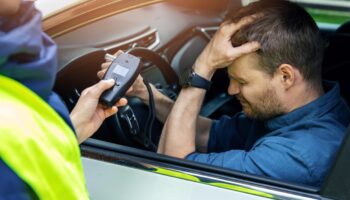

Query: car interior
[[50, 0, 350, 198], [54, 0, 240, 151]]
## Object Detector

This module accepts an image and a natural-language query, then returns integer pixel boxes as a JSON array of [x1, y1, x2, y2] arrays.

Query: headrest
[[322, 33, 350, 74], [336, 21, 350, 34]]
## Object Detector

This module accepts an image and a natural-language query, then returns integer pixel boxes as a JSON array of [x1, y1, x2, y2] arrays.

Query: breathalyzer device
[[100, 53, 142, 107]]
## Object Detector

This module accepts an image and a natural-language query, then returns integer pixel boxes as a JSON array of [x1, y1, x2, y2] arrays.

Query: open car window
[[242, 0, 350, 25], [294, 0, 350, 25]]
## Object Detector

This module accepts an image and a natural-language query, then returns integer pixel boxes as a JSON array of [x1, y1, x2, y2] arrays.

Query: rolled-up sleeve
[[207, 113, 252, 152], [186, 138, 314, 186]]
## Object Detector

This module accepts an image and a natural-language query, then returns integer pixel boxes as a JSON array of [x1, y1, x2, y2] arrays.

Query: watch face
[[179, 67, 211, 90], [179, 67, 192, 87]]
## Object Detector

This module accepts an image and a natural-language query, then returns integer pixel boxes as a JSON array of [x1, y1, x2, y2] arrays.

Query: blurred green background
[[307, 8, 350, 24]]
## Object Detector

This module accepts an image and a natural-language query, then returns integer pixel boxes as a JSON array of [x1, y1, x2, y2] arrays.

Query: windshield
[[34, 0, 88, 17]]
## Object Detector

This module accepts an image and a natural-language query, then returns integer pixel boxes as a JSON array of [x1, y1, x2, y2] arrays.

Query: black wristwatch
[[180, 68, 212, 90]]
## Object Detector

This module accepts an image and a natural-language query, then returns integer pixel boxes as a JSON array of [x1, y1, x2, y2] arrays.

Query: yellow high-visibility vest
[[0, 75, 89, 199]]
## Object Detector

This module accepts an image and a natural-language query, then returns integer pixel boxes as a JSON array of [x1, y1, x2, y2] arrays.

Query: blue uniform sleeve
[[0, 159, 37, 200], [47, 92, 75, 132]]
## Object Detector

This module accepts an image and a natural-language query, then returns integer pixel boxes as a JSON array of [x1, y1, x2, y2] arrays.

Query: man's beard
[[237, 87, 286, 120]]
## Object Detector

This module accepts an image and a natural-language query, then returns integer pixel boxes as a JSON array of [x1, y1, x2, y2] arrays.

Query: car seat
[[336, 20, 350, 34], [321, 124, 350, 199], [320, 20, 350, 199]]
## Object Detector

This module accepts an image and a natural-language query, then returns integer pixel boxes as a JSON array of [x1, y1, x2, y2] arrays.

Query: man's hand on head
[[194, 14, 261, 80]]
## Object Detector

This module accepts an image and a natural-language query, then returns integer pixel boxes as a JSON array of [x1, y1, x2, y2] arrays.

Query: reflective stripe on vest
[[0, 75, 89, 199]]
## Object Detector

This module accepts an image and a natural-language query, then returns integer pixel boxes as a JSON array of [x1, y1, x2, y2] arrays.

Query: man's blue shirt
[[187, 81, 350, 187]]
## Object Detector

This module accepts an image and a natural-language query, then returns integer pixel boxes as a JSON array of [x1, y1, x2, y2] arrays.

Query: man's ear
[[275, 64, 297, 89]]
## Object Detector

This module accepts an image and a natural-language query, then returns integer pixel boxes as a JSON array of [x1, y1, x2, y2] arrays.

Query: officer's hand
[[70, 79, 127, 144], [193, 15, 261, 78]]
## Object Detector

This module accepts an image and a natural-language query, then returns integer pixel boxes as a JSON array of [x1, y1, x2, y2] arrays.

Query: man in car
[[0, 0, 127, 199], [100, 0, 350, 187]]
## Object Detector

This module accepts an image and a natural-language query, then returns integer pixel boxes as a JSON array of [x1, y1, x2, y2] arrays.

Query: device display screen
[[113, 64, 129, 77]]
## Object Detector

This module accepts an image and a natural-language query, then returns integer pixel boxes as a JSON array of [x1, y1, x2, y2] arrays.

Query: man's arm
[[158, 16, 261, 159], [157, 86, 210, 156], [131, 76, 213, 152], [157, 61, 215, 157]]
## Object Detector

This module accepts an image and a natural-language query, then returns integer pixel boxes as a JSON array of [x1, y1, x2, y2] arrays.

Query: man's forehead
[[228, 53, 259, 73]]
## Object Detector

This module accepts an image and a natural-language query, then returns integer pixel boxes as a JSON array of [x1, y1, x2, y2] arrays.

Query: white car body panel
[[82, 157, 272, 200]]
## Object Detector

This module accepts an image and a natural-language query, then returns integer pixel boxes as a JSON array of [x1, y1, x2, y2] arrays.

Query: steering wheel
[[106, 47, 179, 151]]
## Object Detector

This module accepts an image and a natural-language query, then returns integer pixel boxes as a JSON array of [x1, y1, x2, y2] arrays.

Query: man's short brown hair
[[227, 0, 325, 91]]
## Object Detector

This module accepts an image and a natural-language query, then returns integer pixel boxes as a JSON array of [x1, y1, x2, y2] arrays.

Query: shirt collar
[[265, 81, 341, 131]]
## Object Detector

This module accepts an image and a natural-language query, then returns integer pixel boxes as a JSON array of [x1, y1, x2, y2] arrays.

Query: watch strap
[[186, 71, 212, 90]]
